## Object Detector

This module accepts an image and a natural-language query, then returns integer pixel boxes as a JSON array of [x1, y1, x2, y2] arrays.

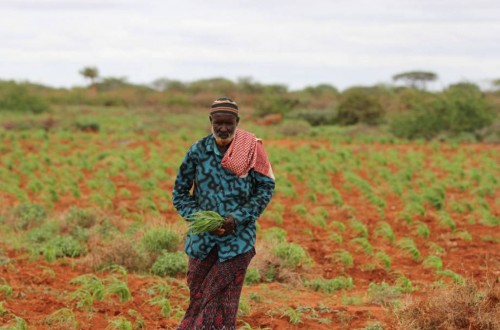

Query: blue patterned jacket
[[173, 134, 275, 262]]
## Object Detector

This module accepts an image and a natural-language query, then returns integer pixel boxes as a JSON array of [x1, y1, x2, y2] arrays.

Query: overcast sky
[[1, 0, 499, 90]]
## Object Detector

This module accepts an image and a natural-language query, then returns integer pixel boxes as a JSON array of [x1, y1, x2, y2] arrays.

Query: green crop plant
[[374, 251, 391, 270], [479, 209, 499, 226], [147, 281, 172, 299], [65, 207, 97, 229], [422, 255, 443, 270], [45, 308, 78, 329], [106, 317, 133, 330], [291, 204, 307, 216], [428, 242, 445, 255], [148, 295, 172, 317], [366, 282, 402, 307], [437, 269, 464, 285], [238, 297, 251, 317], [261, 227, 287, 243], [333, 250, 354, 267], [374, 221, 395, 244], [400, 201, 426, 224], [0, 300, 8, 316], [423, 185, 446, 210], [141, 227, 181, 253], [454, 229, 472, 241], [127, 309, 145, 329], [306, 213, 327, 228], [437, 212, 457, 231], [350, 219, 368, 238], [244, 268, 261, 284], [395, 275, 414, 293], [39, 236, 87, 261], [306, 276, 354, 293], [328, 231, 343, 244], [341, 293, 364, 306], [151, 251, 187, 277], [350, 237, 373, 255], [413, 221, 430, 238], [272, 242, 312, 269], [2, 316, 28, 330], [329, 220, 346, 232], [282, 307, 302, 325], [70, 274, 131, 310], [248, 292, 262, 303], [397, 238, 421, 262], [103, 276, 132, 302], [10, 203, 47, 230], [0, 279, 13, 299]]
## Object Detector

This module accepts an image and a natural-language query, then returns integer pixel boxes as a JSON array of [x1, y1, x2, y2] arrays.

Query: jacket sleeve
[[231, 171, 275, 225], [172, 147, 201, 220]]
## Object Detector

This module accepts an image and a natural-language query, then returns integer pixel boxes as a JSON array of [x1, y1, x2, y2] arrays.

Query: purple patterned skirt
[[177, 247, 256, 330]]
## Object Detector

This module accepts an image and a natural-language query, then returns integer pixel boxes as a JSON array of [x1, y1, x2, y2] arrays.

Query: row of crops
[[0, 107, 499, 328]]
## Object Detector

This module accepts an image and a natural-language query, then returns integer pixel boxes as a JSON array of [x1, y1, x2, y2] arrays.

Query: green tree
[[336, 87, 385, 125], [79, 66, 99, 87], [392, 71, 438, 90]]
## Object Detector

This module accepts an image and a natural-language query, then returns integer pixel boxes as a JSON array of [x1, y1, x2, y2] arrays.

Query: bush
[[336, 87, 385, 125], [82, 237, 149, 272], [272, 242, 311, 269], [141, 227, 181, 254], [255, 92, 297, 116], [391, 279, 500, 329], [244, 268, 261, 285], [151, 251, 187, 277], [11, 203, 47, 230], [0, 83, 50, 113], [42, 236, 87, 261], [390, 83, 496, 140], [65, 207, 98, 229], [292, 109, 337, 126], [27, 221, 59, 243]]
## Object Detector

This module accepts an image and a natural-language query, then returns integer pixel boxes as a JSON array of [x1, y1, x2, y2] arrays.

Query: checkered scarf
[[221, 128, 274, 180]]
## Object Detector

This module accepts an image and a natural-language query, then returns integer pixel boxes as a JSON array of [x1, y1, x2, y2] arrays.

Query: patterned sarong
[[221, 128, 274, 179], [177, 247, 256, 330]]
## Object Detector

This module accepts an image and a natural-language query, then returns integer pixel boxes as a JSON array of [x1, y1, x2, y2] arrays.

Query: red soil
[[0, 140, 499, 329]]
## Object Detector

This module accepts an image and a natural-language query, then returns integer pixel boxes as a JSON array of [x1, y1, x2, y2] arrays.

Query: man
[[173, 97, 275, 330]]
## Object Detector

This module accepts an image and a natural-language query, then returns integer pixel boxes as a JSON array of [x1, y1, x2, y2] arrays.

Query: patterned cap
[[210, 97, 239, 115]]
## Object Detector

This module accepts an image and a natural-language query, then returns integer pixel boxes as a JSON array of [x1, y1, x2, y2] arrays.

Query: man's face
[[210, 112, 239, 146]]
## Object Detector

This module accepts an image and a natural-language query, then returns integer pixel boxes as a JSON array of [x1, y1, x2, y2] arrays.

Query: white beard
[[212, 127, 235, 146]]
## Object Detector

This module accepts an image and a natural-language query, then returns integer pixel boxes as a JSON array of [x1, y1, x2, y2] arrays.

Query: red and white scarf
[[221, 128, 274, 180]]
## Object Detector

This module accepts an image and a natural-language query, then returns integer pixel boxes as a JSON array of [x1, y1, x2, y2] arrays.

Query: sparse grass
[[366, 282, 402, 307], [45, 308, 78, 329], [391, 279, 500, 329]]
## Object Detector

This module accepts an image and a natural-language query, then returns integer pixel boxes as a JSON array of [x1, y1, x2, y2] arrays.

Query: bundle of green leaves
[[186, 211, 225, 235]]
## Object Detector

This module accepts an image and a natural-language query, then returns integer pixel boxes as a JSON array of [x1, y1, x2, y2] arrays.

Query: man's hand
[[211, 215, 236, 236], [222, 215, 236, 234]]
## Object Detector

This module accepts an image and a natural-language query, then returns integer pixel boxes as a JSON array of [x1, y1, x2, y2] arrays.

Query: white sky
[[0, 0, 499, 90]]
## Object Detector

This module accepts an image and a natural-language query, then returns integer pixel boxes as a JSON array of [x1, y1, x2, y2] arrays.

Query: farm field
[[0, 106, 499, 329]]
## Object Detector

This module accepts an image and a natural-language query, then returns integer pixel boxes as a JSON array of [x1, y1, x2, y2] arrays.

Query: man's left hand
[[222, 215, 236, 234]]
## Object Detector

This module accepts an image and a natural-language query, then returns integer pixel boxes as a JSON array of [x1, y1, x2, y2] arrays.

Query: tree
[[336, 87, 385, 125], [392, 71, 438, 90], [79, 66, 99, 87]]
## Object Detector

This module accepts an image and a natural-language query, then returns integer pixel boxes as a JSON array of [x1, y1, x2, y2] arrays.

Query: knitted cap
[[210, 97, 239, 116]]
